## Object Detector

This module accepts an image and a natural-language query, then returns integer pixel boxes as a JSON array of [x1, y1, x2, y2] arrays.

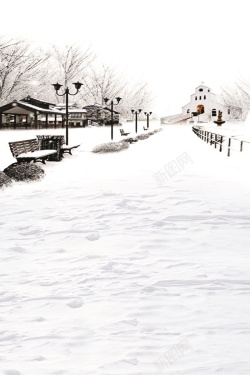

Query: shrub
[[3, 162, 45, 182], [136, 133, 150, 140], [0, 171, 13, 189], [92, 140, 130, 153], [122, 137, 138, 143]]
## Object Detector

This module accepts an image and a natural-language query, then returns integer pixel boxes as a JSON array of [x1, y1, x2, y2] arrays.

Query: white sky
[[1, 0, 250, 115]]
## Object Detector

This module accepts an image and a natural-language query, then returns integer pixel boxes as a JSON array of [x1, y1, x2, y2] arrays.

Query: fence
[[192, 126, 250, 157]]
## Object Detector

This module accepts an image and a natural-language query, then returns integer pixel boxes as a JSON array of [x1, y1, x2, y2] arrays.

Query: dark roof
[[0, 100, 63, 115], [82, 104, 103, 109], [20, 96, 56, 109]]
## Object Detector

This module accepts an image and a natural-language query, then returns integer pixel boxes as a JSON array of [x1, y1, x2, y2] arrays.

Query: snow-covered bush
[[122, 137, 138, 143], [154, 128, 163, 133], [92, 140, 130, 153], [0, 171, 13, 189], [136, 133, 150, 140], [3, 163, 45, 182]]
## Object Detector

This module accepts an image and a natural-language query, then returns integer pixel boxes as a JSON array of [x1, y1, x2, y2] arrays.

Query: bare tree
[[0, 38, 153, 117], [80, 64, 153, 117], [0, 37, 48, 104], [43, 44, 95, 103], [220, 78, 250, 119]]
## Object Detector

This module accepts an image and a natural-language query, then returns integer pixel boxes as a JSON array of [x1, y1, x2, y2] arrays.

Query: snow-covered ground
[[1, 121, 250, 375]]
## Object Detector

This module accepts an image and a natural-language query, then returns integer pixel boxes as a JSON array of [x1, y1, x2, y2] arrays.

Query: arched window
[[212, 109, 217, 116], [228, 109, 231, 115], [204, 95, 206, 100], [195, 96, 197, 100], [199, 96, 201, 100], [187, 109, 190, 113]]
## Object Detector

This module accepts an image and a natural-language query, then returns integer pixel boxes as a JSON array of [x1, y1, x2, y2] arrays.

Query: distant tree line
[[0, 36, 153, 117]]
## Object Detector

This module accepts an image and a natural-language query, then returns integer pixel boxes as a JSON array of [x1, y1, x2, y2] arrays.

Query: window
[[228, 109, 230, 115], [199, 88, 203, 92], [69, 113, 82, 119], [195, 96, 197, 100], [187, 109, 190, 113], [212, 109, 217, 116], [204, 95, 206, 100], [208, 89, 210, 92], [199, 96, 201, 100]]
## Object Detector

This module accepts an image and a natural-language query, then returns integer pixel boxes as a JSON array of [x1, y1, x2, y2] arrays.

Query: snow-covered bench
[[9, 139, 57, 164], [120, 129, 130, 136], [60, 138, 81, 155]]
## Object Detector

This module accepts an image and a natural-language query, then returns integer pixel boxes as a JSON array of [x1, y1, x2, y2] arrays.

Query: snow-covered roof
[[16, 101, 63, 114], [56, 108, 87, 113], [0, 100, 64, 115], [21, 96, 56, 106], [195, 84, 212, 90]]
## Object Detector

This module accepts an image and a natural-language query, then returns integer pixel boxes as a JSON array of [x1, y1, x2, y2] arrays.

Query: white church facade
[[161, 84, 242, 124]]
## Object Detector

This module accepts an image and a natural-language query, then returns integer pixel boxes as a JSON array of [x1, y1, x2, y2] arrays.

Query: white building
[[161, 84, 242, 124]]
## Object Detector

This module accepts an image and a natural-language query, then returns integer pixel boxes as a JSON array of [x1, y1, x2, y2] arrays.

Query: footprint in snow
[[85, 232, 100, 241], [67, 299, 83, 308]]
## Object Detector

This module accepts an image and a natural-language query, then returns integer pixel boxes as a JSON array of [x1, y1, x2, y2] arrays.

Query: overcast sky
[[1, 0, 250, 115]]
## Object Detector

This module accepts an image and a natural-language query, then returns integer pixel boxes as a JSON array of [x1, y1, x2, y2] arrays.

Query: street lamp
[[144, 111, 152, 129], [52, 81, 83, 145], [104, 97, 122, 140], [131, 109, 142, 133]]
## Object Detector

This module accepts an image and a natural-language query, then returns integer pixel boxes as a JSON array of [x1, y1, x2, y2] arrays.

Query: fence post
[[227, 138, 231, 157], [219, 135, 223, 152], [215, 134, 217, 149], [240, 141, 243, 152], [207, 131, 209, 143]]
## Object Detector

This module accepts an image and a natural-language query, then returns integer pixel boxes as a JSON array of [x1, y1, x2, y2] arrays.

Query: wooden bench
[[9, 139, 57, 164], [120, 129, 130, 136], [60, 138, 81, 155]]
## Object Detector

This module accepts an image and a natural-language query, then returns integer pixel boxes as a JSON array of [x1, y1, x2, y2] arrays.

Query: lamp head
[[52, 83, 62, 92], [104, 97, 109, 104], [138, 109, 142, 114], [131, 109, 135, 114], [116, 97, 122, 104], [73, 81, 83, 91], [149, 112, 152, 115], [144, 112, 147, 116]]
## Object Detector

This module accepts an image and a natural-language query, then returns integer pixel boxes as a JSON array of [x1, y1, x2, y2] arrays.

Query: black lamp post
[[144, 111, 152, 129], [52, 81, 83, 145], [131, 109, 142, 133], [104, 97, 122, 140]]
